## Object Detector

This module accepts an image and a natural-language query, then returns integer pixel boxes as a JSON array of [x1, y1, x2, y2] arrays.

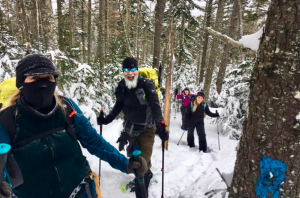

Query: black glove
[[216, 110, 220, 117], [174, 88, 179, 95], [183, 123, 188, 130], [126, 155, 148, 176], [97, 115, 108, 125], [116, 131, 128, 151], [0, 182, 12, 198], [156, 122, 169, 141]]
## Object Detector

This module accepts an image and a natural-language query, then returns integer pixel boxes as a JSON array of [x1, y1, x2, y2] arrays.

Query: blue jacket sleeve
[[65, 98, 129, 174]]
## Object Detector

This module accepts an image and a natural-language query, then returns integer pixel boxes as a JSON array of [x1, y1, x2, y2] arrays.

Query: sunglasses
[[123, 67, 138, 73]]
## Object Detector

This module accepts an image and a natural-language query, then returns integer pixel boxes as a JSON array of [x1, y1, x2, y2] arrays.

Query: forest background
[[0, 0, 269, 141]]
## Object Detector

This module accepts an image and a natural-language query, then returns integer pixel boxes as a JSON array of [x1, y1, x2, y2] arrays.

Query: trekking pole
[[217, 117, 220, 150], [0, 144, 11, 181], [177, 129, 186, 146], [99, 110, 104, 184], [132, 150, 148, 198], [160, 121, 166, 198]]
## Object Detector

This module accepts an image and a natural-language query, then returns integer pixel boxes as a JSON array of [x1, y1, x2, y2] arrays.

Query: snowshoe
[[120, 180, 136, 193]]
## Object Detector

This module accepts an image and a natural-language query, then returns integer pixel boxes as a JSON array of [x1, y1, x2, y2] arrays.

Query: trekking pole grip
[[0, 143, 11, 181], [99, 109, 104, 135], [132, 150, 148, 198]]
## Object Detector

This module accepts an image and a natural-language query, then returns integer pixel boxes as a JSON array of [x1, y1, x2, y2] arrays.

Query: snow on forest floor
[[82, 108, 239, 198]]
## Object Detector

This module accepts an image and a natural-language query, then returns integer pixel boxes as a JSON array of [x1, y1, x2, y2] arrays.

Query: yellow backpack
[[0, 77, 18, 108], [138, 68, 161, 100]]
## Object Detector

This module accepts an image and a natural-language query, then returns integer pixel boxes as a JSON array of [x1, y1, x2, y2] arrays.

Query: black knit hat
[[16, 54, 59, 88], [122, 57, 138, 69], [184, 87, 190, 91], [197, 91, 205, 98]]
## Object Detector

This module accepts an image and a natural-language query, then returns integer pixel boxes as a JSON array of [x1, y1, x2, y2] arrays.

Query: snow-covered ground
[[83, 108, 238, 198]]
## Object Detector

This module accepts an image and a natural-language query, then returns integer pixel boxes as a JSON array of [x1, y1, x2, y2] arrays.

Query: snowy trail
[[83, 108, 238, 198]]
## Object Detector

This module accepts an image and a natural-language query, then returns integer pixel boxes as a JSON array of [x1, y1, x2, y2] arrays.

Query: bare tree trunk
[[118, 0, 132, 57], [163, 0, 174, 150], [81, 0, 85, 63], [95, 0, 105, 75], [69, 0, 74, 48], [88, 0, 91, 64], [18, 0, 31, 52], [152, 0, 166, 69], [229, 0, 300, 197], [40, 0, 55, 50], [199, 0, 213, 84], [203, 0, 225, 101], [161, 36, 169, 83], [29, 0, 38, 48], [104, 0, 108, 63], [4, 0, 11, 31], [135, 0, 141, 62], [125, 0, 130, 49], [141, 35, 145, 64], [177, 12, 185, 68], [57, 0, 63, 51], [196, 49, 202, 84], [216, 0, 240, 94]]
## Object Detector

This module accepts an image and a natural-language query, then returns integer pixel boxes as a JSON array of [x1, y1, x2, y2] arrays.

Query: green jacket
[[0, 98, 129, 198]]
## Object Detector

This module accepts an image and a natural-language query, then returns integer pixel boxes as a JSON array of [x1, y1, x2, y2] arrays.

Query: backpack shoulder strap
[[0, 106, 17, 143], [60, 97, 77, 139], [60, 96, 75, 125]]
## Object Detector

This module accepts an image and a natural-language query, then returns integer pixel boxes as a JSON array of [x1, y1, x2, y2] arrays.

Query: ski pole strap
[[138, 178, 144, 182]]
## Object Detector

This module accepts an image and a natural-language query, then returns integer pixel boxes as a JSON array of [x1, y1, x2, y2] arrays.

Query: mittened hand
[[97, 115, 108, 125], [0, 182, 12, 198], [126, 156, 148, 176], [156, 123, 169, 141], [174, 88, 179, 95]]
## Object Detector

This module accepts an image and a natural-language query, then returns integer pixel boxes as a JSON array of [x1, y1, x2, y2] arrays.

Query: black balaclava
[[16, 54, 59, 110], [19, 78, 57, 109]]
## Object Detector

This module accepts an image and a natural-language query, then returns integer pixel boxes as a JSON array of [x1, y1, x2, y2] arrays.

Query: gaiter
[[20, 78, 57, 109]]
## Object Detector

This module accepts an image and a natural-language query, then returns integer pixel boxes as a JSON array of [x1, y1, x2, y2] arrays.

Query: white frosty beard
[[124, 74, 138, 89]]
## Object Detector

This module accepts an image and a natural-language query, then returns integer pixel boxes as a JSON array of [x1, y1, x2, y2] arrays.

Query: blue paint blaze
[[255, 155, 287, 198]]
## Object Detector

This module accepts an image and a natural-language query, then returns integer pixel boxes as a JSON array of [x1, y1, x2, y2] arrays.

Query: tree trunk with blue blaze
[[229, 1, 300, 197]]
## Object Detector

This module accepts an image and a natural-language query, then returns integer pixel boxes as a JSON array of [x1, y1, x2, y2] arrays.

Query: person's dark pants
[[135, 170, 153, 198], [187, 121, 207, 152], [180, 106, 187, 128]]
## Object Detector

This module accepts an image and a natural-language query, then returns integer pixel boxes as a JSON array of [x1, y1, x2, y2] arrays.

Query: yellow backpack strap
[[89, 172, 102, 198]]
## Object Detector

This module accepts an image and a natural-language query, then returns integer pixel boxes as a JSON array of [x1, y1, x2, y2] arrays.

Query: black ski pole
[[132, 150, 148, 198], [99, 110, 104, 184], [177, 129, 186, 146], [162, 140, 165, 198], [160, 121, 166, 198], [217, 117, 220, 150], [0, 144, 11, 182]]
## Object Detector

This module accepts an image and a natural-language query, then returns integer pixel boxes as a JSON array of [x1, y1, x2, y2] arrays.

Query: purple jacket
[[174, 92, 196, 107]]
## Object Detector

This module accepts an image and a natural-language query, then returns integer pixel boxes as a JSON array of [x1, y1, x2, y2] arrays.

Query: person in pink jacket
[[174, 87, 196, 129]]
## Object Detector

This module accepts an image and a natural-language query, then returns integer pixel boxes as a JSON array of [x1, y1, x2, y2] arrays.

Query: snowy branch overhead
[[206, 27, 263, 56]]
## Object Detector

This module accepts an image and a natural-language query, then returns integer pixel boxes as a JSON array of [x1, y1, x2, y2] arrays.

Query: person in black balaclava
[[0, 54, 148, 198], [15, 54, 60, 115]]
